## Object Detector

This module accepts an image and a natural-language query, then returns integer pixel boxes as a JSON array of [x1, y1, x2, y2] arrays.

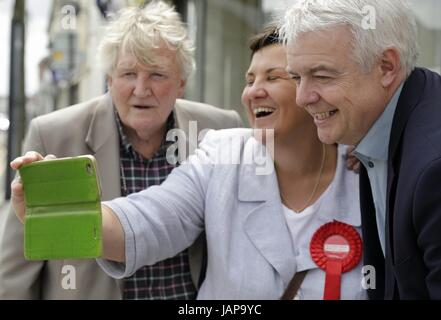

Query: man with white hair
[[280, 0, 441, 299], [0, 1, 242, 299]]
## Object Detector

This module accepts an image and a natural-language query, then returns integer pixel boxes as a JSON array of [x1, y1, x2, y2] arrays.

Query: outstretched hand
[[10, 151, 57, 223]]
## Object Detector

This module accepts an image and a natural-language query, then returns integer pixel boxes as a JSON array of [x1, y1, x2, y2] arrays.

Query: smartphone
[[19, 155, 102, 260]]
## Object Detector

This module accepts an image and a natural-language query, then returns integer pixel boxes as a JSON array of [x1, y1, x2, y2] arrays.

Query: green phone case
[[20, 155, 102, 260]]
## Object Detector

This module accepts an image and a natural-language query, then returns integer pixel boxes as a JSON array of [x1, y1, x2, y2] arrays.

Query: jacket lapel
[[388, 69, 425, 164], [387, 69, 425, 218], [240, 138, 296, 287], [385, 68, 426, 299], [84, 94, 121, 201], [387, 69, 426, 221]]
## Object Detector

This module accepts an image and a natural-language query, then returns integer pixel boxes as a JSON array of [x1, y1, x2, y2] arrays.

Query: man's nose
[[295, 79, 320, 108], [133, 77, 152, 97]]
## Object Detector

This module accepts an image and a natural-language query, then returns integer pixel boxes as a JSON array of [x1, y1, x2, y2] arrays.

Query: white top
[[282, 145, 368, 300]]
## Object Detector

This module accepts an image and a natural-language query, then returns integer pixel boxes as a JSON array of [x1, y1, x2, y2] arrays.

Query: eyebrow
[[116, 64, 170, 74], [246, 67, 288, 77], [286, 64, 342, 75], [309, 65, 341, 75], [117, 66, 135, 71]]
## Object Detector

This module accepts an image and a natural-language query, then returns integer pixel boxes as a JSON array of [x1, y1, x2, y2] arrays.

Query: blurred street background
[[0, 0, 440, 210]]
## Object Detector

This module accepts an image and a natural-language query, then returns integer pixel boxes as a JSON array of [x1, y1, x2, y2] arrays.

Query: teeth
[[314, 110, 337, 120], [253, 107, 275, 115]]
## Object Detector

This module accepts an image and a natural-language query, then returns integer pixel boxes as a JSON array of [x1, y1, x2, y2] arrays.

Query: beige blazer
[[0, 94, 243, 299]]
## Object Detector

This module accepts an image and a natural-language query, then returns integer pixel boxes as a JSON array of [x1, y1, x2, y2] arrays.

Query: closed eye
[[314, 75, 331, 79], [151, 73, 165, 79], [245, 78, 254, 86]]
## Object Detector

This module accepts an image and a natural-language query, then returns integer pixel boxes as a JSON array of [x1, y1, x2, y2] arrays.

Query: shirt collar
[[354, 83, 404, 161], [114, 107, 176, 160]]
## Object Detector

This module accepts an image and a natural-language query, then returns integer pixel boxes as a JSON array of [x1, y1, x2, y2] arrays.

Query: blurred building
[[0, 96, 9, 132], [410, 0, 441, 74], [0, 97, 7, 115], [47, 0, 107, 110], [26, 57, 57, 122], [42, 0, 441, 124]]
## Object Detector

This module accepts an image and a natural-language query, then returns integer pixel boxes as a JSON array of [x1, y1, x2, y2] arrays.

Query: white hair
[[97, 0, 195, 80], [279, 0, 419, 77]]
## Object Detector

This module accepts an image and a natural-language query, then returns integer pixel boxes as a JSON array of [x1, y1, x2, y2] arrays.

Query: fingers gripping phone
[[19, 155, 102, 260]]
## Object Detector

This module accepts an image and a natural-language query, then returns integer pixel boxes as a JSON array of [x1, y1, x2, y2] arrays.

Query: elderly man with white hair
[[280, 0, 441, 299], [0, 1, 242, 300]]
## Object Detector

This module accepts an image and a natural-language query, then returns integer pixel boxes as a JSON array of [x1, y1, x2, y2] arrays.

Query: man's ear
[[106, 74, 113, 90], [379, 47, 402, 88], [177, 79, 186, 98]]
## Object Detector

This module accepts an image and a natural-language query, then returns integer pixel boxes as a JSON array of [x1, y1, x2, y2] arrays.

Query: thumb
[[44, 154, 57, 160]]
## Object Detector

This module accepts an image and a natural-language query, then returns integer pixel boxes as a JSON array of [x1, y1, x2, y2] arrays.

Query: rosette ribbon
[[310, 221, 362, 300]]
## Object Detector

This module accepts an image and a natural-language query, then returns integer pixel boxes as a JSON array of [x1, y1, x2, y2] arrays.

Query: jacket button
[[368, 161, 374, 168]]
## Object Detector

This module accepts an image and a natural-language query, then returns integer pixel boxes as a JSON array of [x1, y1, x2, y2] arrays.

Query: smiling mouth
[[312, 110, 338, 121], [253, 107, 276, 119]]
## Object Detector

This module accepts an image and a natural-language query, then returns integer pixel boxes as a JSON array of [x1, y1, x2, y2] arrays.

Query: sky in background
[[0, 0, 52, 97]]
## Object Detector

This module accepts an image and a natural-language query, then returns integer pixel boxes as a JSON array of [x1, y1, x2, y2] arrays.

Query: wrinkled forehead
[[287, 26, 353, 53], [286, 27, 355, 70], [116, 44, 179, 72]]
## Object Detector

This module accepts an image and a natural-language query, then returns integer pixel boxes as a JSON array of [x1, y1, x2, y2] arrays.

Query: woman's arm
[[101, 205, 125, 262]]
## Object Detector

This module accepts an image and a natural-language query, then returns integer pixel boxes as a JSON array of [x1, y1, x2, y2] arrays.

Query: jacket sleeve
[[97, 130, 220, 279], [0, 119, 47, 299], [413, 157, 441, 299]]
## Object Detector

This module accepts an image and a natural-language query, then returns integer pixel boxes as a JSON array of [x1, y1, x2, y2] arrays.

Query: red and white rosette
[[310, 220, 362, 300]]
